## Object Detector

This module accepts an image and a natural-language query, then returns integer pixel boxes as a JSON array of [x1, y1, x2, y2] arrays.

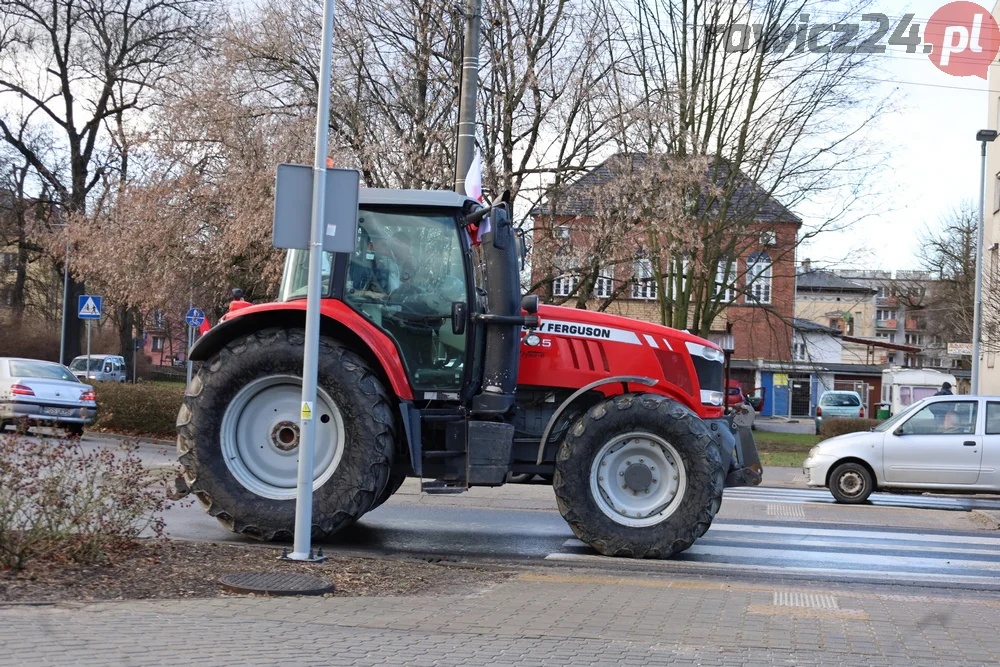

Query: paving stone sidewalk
[[2, 566, 999, 666]]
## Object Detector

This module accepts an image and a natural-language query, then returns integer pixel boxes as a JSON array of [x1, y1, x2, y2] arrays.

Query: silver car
[[69, 354, 127, 382], [0, 358, 97, 437]]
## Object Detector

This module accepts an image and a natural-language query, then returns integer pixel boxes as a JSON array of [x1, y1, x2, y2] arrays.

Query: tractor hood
[[534, 304, 723, 354]]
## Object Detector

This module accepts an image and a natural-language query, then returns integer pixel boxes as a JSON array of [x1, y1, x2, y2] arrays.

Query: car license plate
[[42, 407, 74, 417]]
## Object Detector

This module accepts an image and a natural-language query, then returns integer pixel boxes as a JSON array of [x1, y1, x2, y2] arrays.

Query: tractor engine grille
[[691, 355, 723, 393]]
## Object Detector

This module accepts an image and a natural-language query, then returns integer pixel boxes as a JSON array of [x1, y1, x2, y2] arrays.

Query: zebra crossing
[[723, 484, 1000, 512], [547, 518, 1000, 587]]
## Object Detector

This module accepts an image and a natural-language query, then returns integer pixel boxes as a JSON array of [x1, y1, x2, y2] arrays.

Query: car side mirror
[[451, 301, 467, 336], [893, 427, 904, 436]]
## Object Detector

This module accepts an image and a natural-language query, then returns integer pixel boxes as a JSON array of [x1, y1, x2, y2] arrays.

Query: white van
[[880, 367, 957, 416], [69, 354, 127, 383]]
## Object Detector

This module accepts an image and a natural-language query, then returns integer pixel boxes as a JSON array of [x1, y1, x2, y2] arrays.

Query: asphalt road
[[43, 434, 1000, 590]]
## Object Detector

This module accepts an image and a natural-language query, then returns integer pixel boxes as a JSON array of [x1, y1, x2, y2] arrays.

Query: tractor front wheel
[[553, 394, 724, 558], [176, 328, 394, 540]]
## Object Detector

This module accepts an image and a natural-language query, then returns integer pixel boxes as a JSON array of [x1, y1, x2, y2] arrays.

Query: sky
[[797, 0, 994, 273]]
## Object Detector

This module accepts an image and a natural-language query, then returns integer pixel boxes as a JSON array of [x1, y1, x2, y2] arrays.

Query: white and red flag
[[464, 149, 491, 244]]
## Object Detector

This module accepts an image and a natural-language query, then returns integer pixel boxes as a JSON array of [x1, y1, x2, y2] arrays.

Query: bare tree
[[918, 202, 977, 367], [0, 0, 215, 359]]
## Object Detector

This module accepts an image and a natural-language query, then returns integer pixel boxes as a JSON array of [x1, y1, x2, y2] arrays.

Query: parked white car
[[803, 395, 1000, 503]]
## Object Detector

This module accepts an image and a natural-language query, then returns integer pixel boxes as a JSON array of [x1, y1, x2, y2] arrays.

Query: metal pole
[[287, 0, 336, 562], [973, 141, 987, 394], [453, 0, 482, 194], [59, 240, 69, 365], [86, 320, 91, 381], [186, 297, 194, 387]]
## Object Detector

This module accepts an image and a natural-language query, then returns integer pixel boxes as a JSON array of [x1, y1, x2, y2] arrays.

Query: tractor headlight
[[524, 333, 542, 347], [700, 390, 724, 406], [685, 341, 725, 363]]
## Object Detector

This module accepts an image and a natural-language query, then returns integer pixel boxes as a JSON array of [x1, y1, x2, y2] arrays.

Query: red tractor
[[177, 190, 762, 558]]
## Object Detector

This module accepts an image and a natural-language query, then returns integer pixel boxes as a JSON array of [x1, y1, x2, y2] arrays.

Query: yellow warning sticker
[[301, 402, 313, 420]]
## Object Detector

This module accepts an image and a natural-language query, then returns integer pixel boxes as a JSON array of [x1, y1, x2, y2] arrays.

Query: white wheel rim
[[220, 375, 345, 500], [838, 470, 865, 497], [590, 431, 687, 527]]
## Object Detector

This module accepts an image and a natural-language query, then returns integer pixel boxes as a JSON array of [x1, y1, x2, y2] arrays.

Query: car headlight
[[808, 446, 819, 458]]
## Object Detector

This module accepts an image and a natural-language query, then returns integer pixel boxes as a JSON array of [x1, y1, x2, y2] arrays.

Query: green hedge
[[818, 417, 883, 440], [92, 382, 185, 439]]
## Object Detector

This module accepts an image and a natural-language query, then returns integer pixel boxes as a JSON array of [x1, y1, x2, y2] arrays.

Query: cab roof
[[358, 188, 477, 209]]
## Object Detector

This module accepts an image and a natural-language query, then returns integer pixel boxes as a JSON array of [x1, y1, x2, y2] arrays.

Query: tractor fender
[[535, 376, 662, 465], [189, 301, 413, 400]]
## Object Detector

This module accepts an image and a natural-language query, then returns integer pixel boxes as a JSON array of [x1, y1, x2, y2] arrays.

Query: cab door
[[883, 399, 982, 484], [341, 208, 470, 395]]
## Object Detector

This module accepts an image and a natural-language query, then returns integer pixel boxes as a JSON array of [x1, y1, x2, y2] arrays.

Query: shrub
[[92, 382, 186, 438], [0, 436, 167, 571], [819, 417, 883, 440]]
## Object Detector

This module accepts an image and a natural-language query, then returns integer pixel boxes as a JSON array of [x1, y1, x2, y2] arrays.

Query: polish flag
[[464, 149, 491, 244], [198, 317, 211, 336]]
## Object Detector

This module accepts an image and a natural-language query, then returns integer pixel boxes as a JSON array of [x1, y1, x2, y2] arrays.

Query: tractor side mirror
[[451, 301, 467, 336], [515, 228, 528, 270]]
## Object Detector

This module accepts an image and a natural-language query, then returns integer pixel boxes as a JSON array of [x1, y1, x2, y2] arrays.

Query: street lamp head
[[977, 129, 998, 142]]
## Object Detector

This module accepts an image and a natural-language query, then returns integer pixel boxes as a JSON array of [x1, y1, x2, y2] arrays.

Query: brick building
[[530, 153, 801, 372]]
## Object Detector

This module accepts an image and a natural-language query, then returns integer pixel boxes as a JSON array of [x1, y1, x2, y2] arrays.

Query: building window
[[153, 310, 166, 328], [1, 252, 16, 273], [746, 251, 772, 305], [829, 318, 843, 332], [151, 336, 165, 351], [0, 285, 11, 307], [929, 357, 942, 368], [593, 267, 614, 299], [876, 309, 895, 321], [552, 274, 579, 298], [715, 259, 737, 302], [792, 341, 807, 360], [552, 225, 570, 239], [905, 334, 923, 346], [631, 259, 657, 300], [994, 172, 1000, 212]]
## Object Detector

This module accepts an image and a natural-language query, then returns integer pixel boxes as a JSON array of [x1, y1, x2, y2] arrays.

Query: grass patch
[[753, 431, 821, 468]]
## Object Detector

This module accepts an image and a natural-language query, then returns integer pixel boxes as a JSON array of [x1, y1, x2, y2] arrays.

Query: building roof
[[729, 358, 888, 376], [532, 153, 802, 224], [793, 318, 842, 335], [796, 269, 876, 294], [841, 335, 920, 353]]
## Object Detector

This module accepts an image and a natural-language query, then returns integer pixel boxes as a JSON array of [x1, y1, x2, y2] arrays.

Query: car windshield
[[821, 394, 860, 407], [874, 399, 928, 432], [8, 360, 79, 383], [69, 358, 103, 371]]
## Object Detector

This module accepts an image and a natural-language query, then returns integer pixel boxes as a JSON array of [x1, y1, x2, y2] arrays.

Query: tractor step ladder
[[420, 479, 468, 494]]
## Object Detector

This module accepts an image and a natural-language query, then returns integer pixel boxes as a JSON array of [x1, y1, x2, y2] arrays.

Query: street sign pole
[[287, 0, 336, 563], [186, 297, 194, 387], [86, 320, 91, 380], [77, 295, 101, 378]]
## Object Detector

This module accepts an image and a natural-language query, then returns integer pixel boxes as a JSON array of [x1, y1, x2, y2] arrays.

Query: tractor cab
[[277, 188, 527, 396]]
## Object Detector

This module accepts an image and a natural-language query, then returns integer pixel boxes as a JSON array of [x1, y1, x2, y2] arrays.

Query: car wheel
[[829, 462, 873, 504]]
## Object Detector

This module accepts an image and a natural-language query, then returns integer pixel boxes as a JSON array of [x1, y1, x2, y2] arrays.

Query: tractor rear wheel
[[176, 328, 394, 540], [553, 393, 724, 558]]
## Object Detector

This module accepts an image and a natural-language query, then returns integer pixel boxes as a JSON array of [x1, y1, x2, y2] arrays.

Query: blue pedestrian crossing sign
[[185, 308, 206, 327], [78, 295, 102, 319]]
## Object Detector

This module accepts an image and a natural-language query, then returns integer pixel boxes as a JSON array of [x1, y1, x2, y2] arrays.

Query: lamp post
[[973, 129, 998, 395]]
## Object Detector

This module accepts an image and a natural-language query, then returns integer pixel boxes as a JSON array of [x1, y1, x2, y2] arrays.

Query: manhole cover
[[219, 572, 334, 596]]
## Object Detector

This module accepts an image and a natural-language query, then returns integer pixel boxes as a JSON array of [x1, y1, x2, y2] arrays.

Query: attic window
[[759, 231, 777, 247]]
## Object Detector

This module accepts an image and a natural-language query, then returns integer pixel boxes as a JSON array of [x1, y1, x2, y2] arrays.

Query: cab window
[[900, 401, 977, 436], [343, 209, 468, 391]]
